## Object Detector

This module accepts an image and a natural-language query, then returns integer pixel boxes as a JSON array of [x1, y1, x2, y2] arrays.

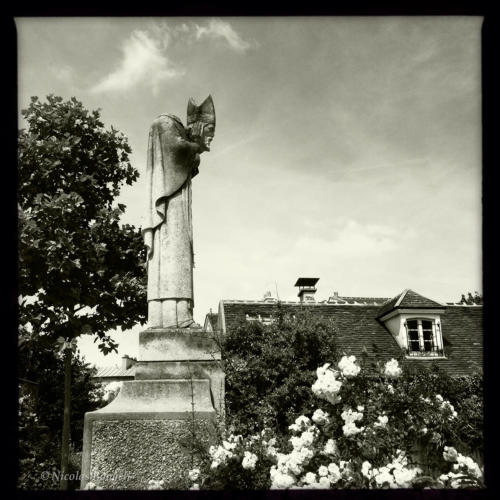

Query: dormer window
[[405, 319, 444, 357], [377, 289, 446, 359]]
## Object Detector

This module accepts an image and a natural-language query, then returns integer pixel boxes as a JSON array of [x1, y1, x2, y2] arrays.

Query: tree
[[18, 95, 147, 488], [218, 308, 339, 436], [458, 292, 482, 305], [18, 347, 106, 490]]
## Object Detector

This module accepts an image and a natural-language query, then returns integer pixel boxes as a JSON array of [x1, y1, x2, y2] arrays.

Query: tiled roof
[[325, 296, 390, 305], [409, 305, 482, 376], [219, 299, 482, 376], [220, 301, 402, 370], [376, 295, 401, 318], [378, 289, 444, 318], [94, 366, 136, 379]]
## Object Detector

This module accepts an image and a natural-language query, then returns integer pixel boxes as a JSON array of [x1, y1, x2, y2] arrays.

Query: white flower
[[188, 468, 200, 481], [289, 415, 311, 432], [374, 415, 388, 428], [312, 408, 330, 425], [383, 358, 402, 378], [435, 394, 444, 402], [456, 453, 482, 479], [242, 451, 258, 470], [341, 408, 363, 424], [209, 444, 234, 468], [190, 483, 200, 490], [318, 465, 329, 477], [328, 462, 341, 483], [342, 422, 364, 436], [373, 466, 395, 487], [290, 429, 316, 451], [361, 461, 373, 479], [312, 365, 343, 404], [303, 472, 317, 485], [147, 479, 165, 490], [393, 467, 420, 487], [387, 384, 395, 394], [443, 446, 458, 462], [323, 439, 338, 456], [318, 476, 331, 488], [270, 467, 296, 489], [223, 440, 237, 451], [316, 363, 332, 378], [439, 399, 458, 420], [338, 355, 361, 378]]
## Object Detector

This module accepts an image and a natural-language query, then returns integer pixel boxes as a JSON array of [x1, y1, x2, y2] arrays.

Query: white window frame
[[404, 318, 445, 358]]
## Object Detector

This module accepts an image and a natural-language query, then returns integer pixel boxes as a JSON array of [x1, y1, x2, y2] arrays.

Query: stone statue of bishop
[[142, 96, 215, 329]]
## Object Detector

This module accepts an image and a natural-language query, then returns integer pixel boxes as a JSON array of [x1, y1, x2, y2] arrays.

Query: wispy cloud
[[293, 220, 400, 260], [90, 20, 255, 94], [193, 19, 256, 52], [52, 64, 76, 84], [90, 29, 183, 95]]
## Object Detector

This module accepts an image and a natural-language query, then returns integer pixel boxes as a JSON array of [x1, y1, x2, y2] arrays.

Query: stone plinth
[[81, 379, 216, 489], [81, 327, 224, 489], [135, 360, 225, 415], [139, 328, 221, 361]]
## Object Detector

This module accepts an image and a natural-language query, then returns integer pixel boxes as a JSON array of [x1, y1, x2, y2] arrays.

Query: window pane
[[407, 320, 420, 351], [409, 341, 420, 352], [422, 321, 434, 351], [422, 320, 433, 331], [423, 334, 433, 351]]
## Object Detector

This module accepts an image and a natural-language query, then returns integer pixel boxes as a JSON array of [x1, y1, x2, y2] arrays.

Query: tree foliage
[[19, 346, 105, 446], [18, 347, 106, 489], [218, 308, 339, 435], [458, 292, 482, 305], [18, 95, 147, 353]]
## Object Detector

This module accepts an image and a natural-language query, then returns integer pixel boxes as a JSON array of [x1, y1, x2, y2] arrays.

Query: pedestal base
[[81, 379, 216, 490], [139, 327, 221, 361]]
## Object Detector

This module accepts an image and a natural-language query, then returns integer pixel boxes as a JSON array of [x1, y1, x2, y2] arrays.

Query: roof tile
[[220, 300, 482, 376]]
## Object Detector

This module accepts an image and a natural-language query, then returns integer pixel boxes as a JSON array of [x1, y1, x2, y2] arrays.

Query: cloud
[[90, 29, 183, 94], [193, 19, 256, 52], [52, 64, 76, 84], [293, 220, 400, 260]]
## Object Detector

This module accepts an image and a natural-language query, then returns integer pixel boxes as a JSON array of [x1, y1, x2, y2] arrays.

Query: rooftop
[[218, 298, 482, 376], [377, 289, 445, 318], [94, 365, 136, 379]]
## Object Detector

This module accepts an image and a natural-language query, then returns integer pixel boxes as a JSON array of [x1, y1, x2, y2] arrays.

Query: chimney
[[294, 277, 319, 303], [121, 355, 136, 371]]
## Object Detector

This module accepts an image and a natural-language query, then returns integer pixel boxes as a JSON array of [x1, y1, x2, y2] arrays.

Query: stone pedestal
[[81, 328, 224, 490]]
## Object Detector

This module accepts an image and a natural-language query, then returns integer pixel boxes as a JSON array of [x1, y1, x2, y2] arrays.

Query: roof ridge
[[394, 289, 409, 307]]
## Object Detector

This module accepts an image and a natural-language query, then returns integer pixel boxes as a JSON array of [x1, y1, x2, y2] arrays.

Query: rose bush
[[187, 357, 483, 490]]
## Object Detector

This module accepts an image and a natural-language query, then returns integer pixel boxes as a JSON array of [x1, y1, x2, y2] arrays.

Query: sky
[[16, 16, 483, 368]]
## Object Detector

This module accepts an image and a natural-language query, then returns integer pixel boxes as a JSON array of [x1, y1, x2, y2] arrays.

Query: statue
[[142, 96, 215, 328]]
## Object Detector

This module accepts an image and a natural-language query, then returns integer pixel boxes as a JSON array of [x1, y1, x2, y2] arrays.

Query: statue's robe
[[142, 114, 199, 306]]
